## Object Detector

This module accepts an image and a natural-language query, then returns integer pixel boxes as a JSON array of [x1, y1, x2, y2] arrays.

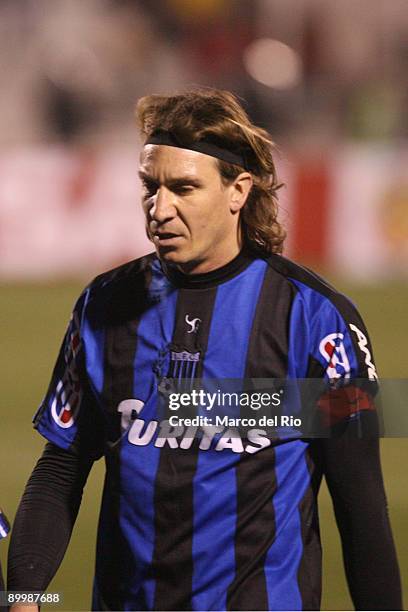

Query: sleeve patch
[[319, 333, 351, 381]]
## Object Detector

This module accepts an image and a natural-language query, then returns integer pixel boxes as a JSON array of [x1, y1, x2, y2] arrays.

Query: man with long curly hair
[[8, 89, 401, 611]]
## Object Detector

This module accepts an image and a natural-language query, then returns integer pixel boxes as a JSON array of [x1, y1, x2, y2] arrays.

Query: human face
[[139, 144, 248, 274]]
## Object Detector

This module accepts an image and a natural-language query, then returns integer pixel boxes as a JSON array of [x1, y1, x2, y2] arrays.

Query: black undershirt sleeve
[[7, 442, 93, 592], [321, 415, 402, 611]]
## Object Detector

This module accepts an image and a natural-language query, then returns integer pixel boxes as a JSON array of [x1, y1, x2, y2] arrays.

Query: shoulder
[[75, 252, 159, 326], [265, 253, 362, 326], [265, 254, 377, 380], [88, 251, 158, 294]]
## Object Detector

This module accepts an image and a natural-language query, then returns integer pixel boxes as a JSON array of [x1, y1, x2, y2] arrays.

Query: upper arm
[[33, 288, 104, 459]]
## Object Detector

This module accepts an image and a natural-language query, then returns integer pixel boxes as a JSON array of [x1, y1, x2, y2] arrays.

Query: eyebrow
[[138, 171, 203, 188]]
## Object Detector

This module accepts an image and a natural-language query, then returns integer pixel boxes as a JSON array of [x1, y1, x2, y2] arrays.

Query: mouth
[[153, 232, 183, 245]]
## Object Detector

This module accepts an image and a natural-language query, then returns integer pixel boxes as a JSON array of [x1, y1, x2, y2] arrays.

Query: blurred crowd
[[0, 0, 407, 148], [0, 0, 407, 280]]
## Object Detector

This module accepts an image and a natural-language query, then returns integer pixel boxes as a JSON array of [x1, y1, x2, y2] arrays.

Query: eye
[[173, 185, 194, 195], [142, 182, 158, 198]]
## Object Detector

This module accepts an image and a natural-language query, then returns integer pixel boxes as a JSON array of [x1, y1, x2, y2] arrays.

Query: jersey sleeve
[[307, 290, 377, 382], [302, 287, 379, 432], [33, 289, 104, 457]]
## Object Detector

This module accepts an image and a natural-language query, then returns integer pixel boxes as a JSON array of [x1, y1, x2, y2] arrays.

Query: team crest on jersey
[[168, 348, 200, 380], [319, 333, 351, 380], [51, 312, 82, 428]]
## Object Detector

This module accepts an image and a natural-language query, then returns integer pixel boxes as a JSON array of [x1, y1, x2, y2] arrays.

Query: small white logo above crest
[[185, 314, 201, 333]]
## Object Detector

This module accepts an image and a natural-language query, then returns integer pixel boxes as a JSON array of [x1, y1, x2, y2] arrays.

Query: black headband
[[145, 130, 251, 171]]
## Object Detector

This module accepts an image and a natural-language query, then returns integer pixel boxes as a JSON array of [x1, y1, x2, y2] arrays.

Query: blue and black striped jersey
[[34, 250, 378, 611]]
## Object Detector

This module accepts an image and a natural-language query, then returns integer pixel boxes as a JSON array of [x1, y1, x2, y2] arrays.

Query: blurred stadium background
[[0, 0, 407, 609]]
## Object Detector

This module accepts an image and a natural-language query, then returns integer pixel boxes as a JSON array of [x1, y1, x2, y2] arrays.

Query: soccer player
[[8, 89, 402, 611]]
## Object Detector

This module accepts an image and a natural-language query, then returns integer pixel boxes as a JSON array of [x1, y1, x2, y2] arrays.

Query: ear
[[229, 172, 253, 212]]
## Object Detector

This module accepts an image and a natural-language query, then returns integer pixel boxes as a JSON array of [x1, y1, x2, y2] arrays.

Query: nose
[[150, 186, 177, 224]]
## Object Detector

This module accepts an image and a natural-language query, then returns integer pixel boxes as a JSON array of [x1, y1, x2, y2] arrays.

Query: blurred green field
[[0, 280, 407, 611]]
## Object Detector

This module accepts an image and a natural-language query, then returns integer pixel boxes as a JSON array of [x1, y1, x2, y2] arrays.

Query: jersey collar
[[162, 248, 257, 290]]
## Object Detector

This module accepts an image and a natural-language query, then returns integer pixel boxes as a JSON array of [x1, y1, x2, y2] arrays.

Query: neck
[[176, 245, 242, 275]]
